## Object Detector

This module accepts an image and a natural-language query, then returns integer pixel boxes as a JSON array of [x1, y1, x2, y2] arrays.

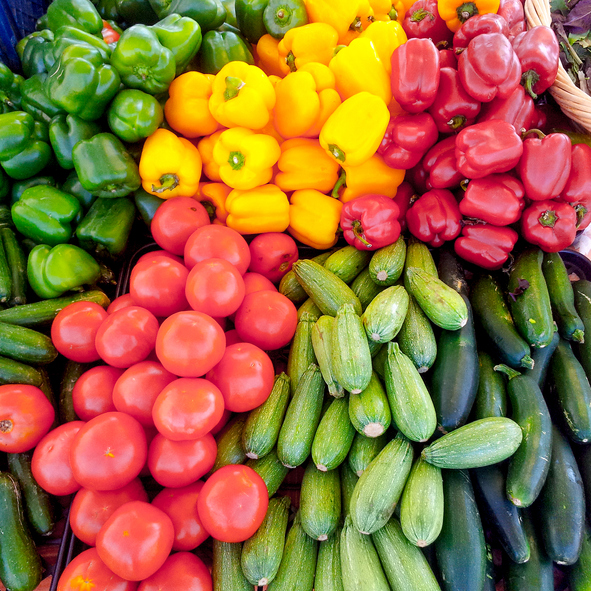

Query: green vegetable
[[246, 448, 289, 497], [311, 315, 344, 398], [0, 63, 23, 115], [46, 0, 103, 35], [315, 528, 344, 591], [211, 414, 246, 472], [323, 245, 371, 285], [212, 540, 251, 591], [0, 322, 58, 365], [196, 28, 255, 74], [263, 0, 309, 38], [49, 113, 100, 170], [347, 431, 387, 477], [20, 73, 65, 124], [286, 311, 316, 396], [151, 14, 203, 75], [19, 30, 54, 78], [362, 285, 409, 344], [235, 0, 269, 43], [151, 0, 227, 31], [61, 170, 96, 211], [474, 351, 507, 419], [348, 371, 391, 438], [369, 236, 407, 286]]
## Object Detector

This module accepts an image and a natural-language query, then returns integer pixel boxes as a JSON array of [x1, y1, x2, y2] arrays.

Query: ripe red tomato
[[129, 254, 189, 317], [184, 225, 251, 274], [210, 408, 232, 435], [148, 432, 217, 488], [152, 378, 224, 441], [234, 290, 298, 350], [136, 249, 183, 266], [72, 365, 123, 421], [95, 306, 160, 368], [51, 301, 109, 362], [0, 385, 55, 453], [70, 412, 147, 491], [96, 500, 175, 581], [151, 482, 209, 551], [69, 478, 149, 546], [185, 258, 245, 318], [243, 272, 277, 294], [137, 551, 212, 591], [206, 343, 274, 413], [248, 232, 299, 283], [223, 329, 242, 347], [31, 421, 85, 496], [151, 197, 210, 256], [107, 293, 136, 314], [155, 311, 226, 377], [112, 361, 177, 427], [197, 464, 269, 543]]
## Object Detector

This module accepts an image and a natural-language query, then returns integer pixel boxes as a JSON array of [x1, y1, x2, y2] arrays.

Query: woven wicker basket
[[525, 0, 591, 133]]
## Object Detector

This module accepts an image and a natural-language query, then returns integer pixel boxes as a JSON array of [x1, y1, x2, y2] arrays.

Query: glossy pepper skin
[[107, 89, 164, 144], [454, 224, 519, 269], [406, 187, 462, 246], [476, 84, 535, 133], [46, 0, 103, 36], [235, 0, 269, 43], [497, 0, 525, 39], [61, 170, 96, 211], [263, 0, 309, 39], [49, 113, 100, 170], [21, 74, 66, 125], [256, 34, 285, 77], [341, 193, 401, 251], [0, 63, 23, 114], [556, 143, 591, 230], [423, 135, 465, 189], [197, 29, 255, 75], [195, 182, 231, 223], [338, 0, 376, 45], [437, 0, 500, 32], [19, 30, 55, 78], [44, 25, 112, 71], [452, 13, 509, 54], [197, 130, 224, 182], [402, 0, 453, 46], [150, 0, 226, 32], [11, 176, 57, 205], [114, 0, 160, 25], [359, 20, 408, 76], [520, 200, 577, 253], [303, 0, 360, 40]]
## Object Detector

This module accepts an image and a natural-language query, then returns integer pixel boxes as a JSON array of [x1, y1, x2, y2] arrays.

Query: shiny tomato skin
[[107, 293, 136, 314], [248, 232, 299, 283], [148, 432, 217, 488], [51, 301, 109, 363], [243, 272, 277, 294], [96, 500, 175, 581], [69, 478, 149, 546], [136, 249, 184, 266], [206, 343, 274, 413], [155, 311, 226, 377], [151, 482, 209, 551], [0, 385, 55, 453], [70, 412, 147, 491], [72, 365, 123, 421], [197, 464, 269, 543], [31, 421, 85, 496], [137, 552, 212, 591], [234, 290, 298, 350]]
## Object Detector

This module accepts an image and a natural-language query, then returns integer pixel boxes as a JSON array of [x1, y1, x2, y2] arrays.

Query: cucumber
[[246, 448, 290, 497], [348, 371, 391, 437], [573, 279, 591, 378], [577, 443, 591, 524], [311, 315, 344, 399], [292, 259, 362, 317], [279, 250, 334, 305], [1, 227, 27, 306], [349, 432, 414, 535], [362, 285, 409, 343], [568, 523, 591, 591], [0, 356, 42, 387], [0, 472, 42, 591], [396, 294, 437, 373], [59, 359, 88, 423], [404, 236, 438, 290], [340, 515, 390, 591], [331, 303, 372, 394], [347, 431, 388, 477], [212, 414, 247, 472], [340, 461, 359, 518], [297, 298, 322, 321], [524, 330, 559, 388], [315, 528, 344, 591], [507, 247, 555, 349], [300, 461, 341, 541], [421, 417, 523, 469], [434, 469, 486, 591], [277, 363, 325, 468], [242, 373, 291, 460], [494, 365, 552, 508], [241, 496, 291, 586], [384, 341, 437, 442], [372, 517, 442, 591], [311, 395, 355, 472], [287, 311, 317, 396], [37, 367, 58, 429], [0, 236, 11, 304], [324, 245, 372, 284], [0, 322, 57, 365], [368, 236, 407, 286], [212, 540, 252, 591], [399, 457, 444, 548], [542, 251, 585, 342], [350, 267, 385, 312], [470, 273, 534, 369], [267, 512, 318, 591], [474, 351, 507, 419]]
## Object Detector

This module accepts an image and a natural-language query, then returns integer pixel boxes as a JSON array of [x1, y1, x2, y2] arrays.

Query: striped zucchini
[[404, 237, 437, 288], [246, 448, 290, 497], [212, 414, 247, 472], [350, 267, 385, 311], [324, 245, 372, 284], [311, 315, 344, 398], [297, 298, 322, 321], [213, 540, 252, 591], [287, 311, 317, 396], [348, 371, 391, 437], [340, 461, 359, 518], [315, 528, 344, 591], [368, 236, 407, 286], [279, 251, 333, 304], [362, 285, 409, 344], [347, 431, 388, 477]]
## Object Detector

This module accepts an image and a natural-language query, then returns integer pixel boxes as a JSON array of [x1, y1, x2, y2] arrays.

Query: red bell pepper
[[521, 200, 577, 252], [424, 136, 466, 189], [405, 188, 462, 247], [393, 181, 416, 231], [340, 194, 401, 251], [512, 26, 559, 99], [452, 14, 509, 55], [427, 67, 481, 133], [390, 38, 441, 114], [401, 0, 454, 47], [516, 130, 572, 201], [497, 0, 526, 39], [407, 158, 430, 194], [101, 20, 120, 44], [377, 113, 439, 169], [457, 33, 522, 103], [455, 119, 524, 179], [556, 143, 591, 230], [439, 48, 458, 69], [476, 84, 535, 134], [454, 224, 519, 269]]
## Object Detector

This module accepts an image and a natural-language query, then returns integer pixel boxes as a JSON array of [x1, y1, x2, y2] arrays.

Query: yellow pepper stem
[[328, 144, 346, 162], [228, 151, 246, 171], [224, 76, 246, 101], [389, 6, 398, 19], [286, 51, 297, 72], [456, 2, 479, 23], [331, 169, 347, 199], [151, 173, 180, 194]]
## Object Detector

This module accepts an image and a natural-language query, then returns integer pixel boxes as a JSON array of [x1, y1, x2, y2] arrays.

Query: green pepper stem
[[200, 200, 217, 222], [224, 76, 245, 101], [388, 6, 398, 19], [538, 208, 557, 228], [411, 8, 433, 21], [352, 220, 372, 248], [349, 16, 363, 32], [447, 115, 467, 131], [328, 144, 346, 163], [228, 151, 245, 171], [274, 5, 292, 26], [493, 364, 521, 380], [521, 128, 546, 141], [521, 70, 540, 100], [286, 51, 297, 72], [573, 329, 585, 343], [456, 1, 479, 23], [574, 204, 588, 228], [151, 173, 180, 194], [331, 169, 347, 199]]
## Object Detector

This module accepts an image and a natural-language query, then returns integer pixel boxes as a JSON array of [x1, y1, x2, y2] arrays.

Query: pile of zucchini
[[211, 238, 591, 591]]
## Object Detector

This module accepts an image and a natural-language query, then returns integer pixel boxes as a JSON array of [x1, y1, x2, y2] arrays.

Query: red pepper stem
[[410, 8, 432, 21], [538, 208, 557, 228], [574, 204, 588, 228], [352, 220, 373, 248], [447, 115, 467, 131], [521, 70, 540, 100], [521, 128, 546, 141], [331, 170, 347, 199]]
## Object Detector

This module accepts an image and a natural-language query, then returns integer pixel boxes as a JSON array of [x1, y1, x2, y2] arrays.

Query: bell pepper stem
[[200, 199, 217, 222], [228, 151, 245, 171], [349, 16, 363, 33], [574, 204, 588, 228], [538, 208, 557, 228], [521, 128, 546, 141], [327, 144, 346, 163], [493, 364, 521, 380], [456, 1, 479, 23], [521, 70, 540, 100], [286, 51, 297, 72], [410, 8, 431, 21], [151, 173, 180, 194], [331, 169, 347, 199], [447, 115, 467, 131], [352, 220, 372, 248], [224, 76, 246, 101], [388, 6, 398, 19]]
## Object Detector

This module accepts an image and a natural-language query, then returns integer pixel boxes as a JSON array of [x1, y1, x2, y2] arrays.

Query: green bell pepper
[[49, 113, 101, 169], [235, 0, 268, 44], [1, 143, 53, 181], [27, 243, 101, 299], [11, 176, 57, 205], [115, 0, 160, 25], [134, 187, 163, 228], [263, 0, 308, 39], [73, 133, 142, 198], [97, 0, 121, 20], [46, 0, 104, 36], [61, 170, 96, 210], [21, 74, 66, 125], [76, 197, 136, 258], [222, 0, 238, 28], [19, 31, 55, 79], [111, 24, 176, 95], [12, 186, 83, 246], [151, 14, 203, 75], [33, 120, 50, 143], [107, 89, 163, 143], [196, 28, 254, 74], [149, 0, 226, 31], [0, 63, 23, 114], [0, 170, 10, 203]]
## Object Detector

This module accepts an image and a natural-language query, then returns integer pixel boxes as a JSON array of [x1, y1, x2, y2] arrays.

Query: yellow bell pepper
[[304, 0, 360, 39], [275, 138, 341, 193], [359, 20, 407, 74], [333, 154, 405, 202], [329, 37, 391, 104], [438, 0, 500, 32], [255, 34, 286, 78], [288, 189, 343, 249], [226, 184, 290, 234], [369, 0, 406, 21], [319, 91, 390, 168], [197, 129, 225, 182], [209, 62, 276, 130], [139, 129, 202, 199], [164, 72, 220, 139], [338, 0, 376, 45], [212, 127, 281, 191], [195, 182, 231, 223]]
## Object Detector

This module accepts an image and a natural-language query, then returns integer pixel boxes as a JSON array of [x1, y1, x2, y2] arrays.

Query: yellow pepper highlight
[[438, 0, 500, 32], [319, 91, 390, 168], [359, 20, 407, 74], [139, 128, 202, 199], [288, 189, 343, 249], [275, 138, 341, 193], [197, 129, 225, 182], [255, 34, 286, 78], [209, 62, 276, 130], [339, 0, 376, 45], [213, 127, 281, 191], [226, 184, 290, 234], [195, 182, 232, 223], [304, 0, 361, 39]]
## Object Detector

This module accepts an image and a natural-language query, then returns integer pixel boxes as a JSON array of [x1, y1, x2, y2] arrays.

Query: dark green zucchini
[[0, 322, 57, 365], [576, 443, 591, 525], [568, 522, 591, 591], [524, 330, 559, 389], [1, 227, 27, 307], [212, 540, 252, 591], [473, 351, 507, 419], [573, 279, 591, 379], [0, 356, 43, 387]]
